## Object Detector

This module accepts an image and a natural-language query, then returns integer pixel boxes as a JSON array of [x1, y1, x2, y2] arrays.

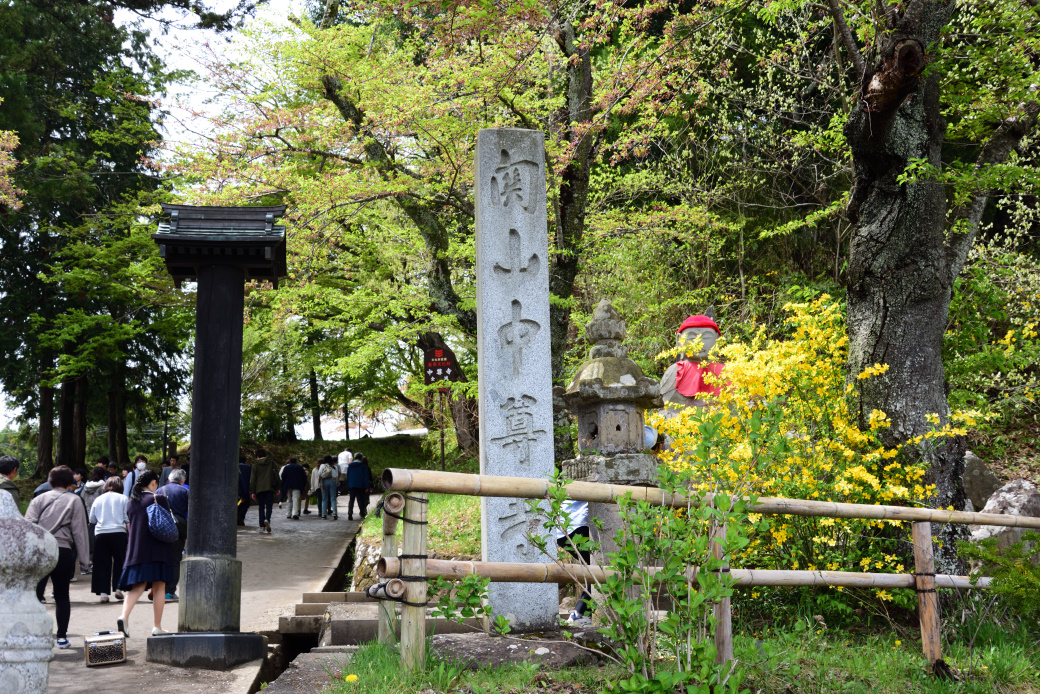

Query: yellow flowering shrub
[[650, 296, 970, 597]]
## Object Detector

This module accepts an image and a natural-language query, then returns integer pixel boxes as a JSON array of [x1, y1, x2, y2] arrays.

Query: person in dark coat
[[237, 456, 251, 526], [157, 469, 189, 601], [345, 453, 374, 521], [279, 457, 308, 520], [117, 470, 176, 638], [250, 448, 278, 533]]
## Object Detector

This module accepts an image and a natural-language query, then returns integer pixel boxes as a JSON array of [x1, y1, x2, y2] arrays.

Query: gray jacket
[[25, 489, 91, 570]]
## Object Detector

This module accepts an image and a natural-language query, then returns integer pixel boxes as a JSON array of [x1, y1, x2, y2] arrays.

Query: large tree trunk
[[72, 377, 87, 468], [36, 379, 54, 476], [548, 18, 595, 385], [842, 3, 962, 573], [113, 369, 128, 465], [56, 377, 76, 467], [107, 386, 119, 461], [309, 368, 323, 441]]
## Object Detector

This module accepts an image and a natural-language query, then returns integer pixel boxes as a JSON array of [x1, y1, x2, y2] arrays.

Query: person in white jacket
[[90, 476, 129, 603]]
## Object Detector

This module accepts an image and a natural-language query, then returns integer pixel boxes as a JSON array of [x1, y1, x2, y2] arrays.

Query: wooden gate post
[[711, 522, 733, 666], [400, 492, 428, 672], [378, 493, 405, 645], [911, 521, 942, 668]]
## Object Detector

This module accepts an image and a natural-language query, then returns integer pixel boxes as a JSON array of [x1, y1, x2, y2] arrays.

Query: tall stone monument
[[0, 490, 58, 694], [475, 129, 558, 630]]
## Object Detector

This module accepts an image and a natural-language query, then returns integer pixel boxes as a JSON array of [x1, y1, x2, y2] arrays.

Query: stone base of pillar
[[146, 632, 266, 670], [178, 556, 242, 633]]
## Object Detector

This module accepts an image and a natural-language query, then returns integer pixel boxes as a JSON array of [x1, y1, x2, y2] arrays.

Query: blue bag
[[147, 498, 179, 544]]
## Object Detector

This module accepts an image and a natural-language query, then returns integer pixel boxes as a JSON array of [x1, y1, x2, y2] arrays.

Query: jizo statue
[[659, 314, 725, 410]]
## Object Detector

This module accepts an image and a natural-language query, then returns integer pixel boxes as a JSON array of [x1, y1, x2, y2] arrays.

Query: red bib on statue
[[675, 361, 725, 398]]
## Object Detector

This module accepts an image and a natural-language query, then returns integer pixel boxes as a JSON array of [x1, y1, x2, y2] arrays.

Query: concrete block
[[146, 632, 266, 670]]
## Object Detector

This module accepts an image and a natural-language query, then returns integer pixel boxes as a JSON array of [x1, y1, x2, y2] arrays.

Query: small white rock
[[534, 647, 550, 655]]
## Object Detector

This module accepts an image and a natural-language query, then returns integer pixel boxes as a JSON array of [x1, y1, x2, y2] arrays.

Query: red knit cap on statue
[[676, 315, 721, 335]]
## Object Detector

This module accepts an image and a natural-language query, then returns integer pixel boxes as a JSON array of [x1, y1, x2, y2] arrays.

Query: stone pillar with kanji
[[474, 129, 558, 630]]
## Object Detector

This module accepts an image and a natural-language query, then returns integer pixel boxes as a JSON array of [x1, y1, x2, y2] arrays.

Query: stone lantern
[[0, 490, 58, 694], [559, 299, 662, 556]]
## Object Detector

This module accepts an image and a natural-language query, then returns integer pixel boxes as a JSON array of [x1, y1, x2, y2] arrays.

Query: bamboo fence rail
[[378, 556, 990, 590], [382, 468, 1040, 530], [377, 467, 1030, 674]]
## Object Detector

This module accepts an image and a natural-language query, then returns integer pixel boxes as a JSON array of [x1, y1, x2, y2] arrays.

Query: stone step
[[318, 602, 483, 647], [295, 603, 332, 616], [278, 615, 322, 635], [301, 591, 373, 604]]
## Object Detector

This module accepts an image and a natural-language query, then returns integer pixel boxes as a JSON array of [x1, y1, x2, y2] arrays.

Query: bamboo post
[[711, 522, 733, 666], [399, 492, 428, 672], [378, 493, 405, 645], [912, 521, 942, 668]]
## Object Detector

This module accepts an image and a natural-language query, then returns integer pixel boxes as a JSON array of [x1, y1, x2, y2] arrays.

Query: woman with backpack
[[116, 469, 176, 637], [24, 465, 91, 649], [317, 455, 339, 520]]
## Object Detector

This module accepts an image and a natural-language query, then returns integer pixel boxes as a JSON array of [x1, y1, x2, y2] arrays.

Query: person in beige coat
[[25, 465, 91, 649]]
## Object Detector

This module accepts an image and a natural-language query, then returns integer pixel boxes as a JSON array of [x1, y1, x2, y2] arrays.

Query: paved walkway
[[44, 501, 364, 693]]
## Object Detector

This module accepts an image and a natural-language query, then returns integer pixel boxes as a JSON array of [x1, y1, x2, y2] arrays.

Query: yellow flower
[[344, 674, 359, 684]]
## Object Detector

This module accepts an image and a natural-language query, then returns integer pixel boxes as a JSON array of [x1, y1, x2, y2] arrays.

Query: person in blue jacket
[[279, 457, 309, 520], [345, 453, 374, 521]]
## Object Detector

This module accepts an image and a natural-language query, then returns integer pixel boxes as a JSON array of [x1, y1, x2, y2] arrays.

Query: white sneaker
[[151, 627, 170, 636], [100, 594, 110, 603]]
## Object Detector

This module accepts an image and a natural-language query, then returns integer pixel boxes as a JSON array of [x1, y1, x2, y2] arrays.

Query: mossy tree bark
[[834, 0, 1038, 573]]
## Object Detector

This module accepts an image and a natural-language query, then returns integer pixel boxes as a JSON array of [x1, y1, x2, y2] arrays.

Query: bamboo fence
[[377, 467, 1031, 674]]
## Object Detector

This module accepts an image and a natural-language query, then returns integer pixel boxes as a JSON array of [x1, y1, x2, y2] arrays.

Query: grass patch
[[359, 492, 481, 557], [319, 622, 1039, 694], [737, 621, 1039, 694], [322, 641, 615, 694]]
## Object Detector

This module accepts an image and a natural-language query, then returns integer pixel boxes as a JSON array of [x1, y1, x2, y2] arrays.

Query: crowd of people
[[237, 447, 374, 532], [1, 452, 191, 647], [0, 445, 375, 649]]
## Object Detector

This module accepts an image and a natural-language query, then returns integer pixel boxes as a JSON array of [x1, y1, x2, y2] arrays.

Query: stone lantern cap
[[152, 203, 287, 288], [563, 299, 661, 410]]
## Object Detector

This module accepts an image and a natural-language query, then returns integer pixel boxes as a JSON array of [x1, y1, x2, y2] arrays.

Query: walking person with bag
[[24, 465, 91, 649], [89, 475, 128, 604], [157, 469, 189, 601], [317, 456, 339, 520], [116, 470, 177, 637]]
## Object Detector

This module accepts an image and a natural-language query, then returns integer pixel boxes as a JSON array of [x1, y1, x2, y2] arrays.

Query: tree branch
[[946, 101, 1040, 276], [318, 75, 478, 335], [826, 0, 865, 81]]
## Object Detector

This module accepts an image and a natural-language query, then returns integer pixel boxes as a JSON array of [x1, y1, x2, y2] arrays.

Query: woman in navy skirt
[[116, 469, 176, 637]]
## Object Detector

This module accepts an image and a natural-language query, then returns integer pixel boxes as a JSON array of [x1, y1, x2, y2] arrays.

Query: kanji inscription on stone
[[475, 128, 557, 630]]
